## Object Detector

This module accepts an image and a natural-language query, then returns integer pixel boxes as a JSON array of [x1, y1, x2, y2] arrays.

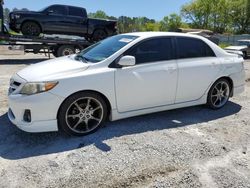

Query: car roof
[[122, 32, 207, 40], [51, 4, 86, 10]]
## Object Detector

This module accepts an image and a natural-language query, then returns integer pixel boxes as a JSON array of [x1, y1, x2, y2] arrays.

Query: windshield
[[77, 35, 138, 63]]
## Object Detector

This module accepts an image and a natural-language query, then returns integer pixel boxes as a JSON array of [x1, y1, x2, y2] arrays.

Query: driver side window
[[124, 38, 174, 64], [47, 6, 66, 15]]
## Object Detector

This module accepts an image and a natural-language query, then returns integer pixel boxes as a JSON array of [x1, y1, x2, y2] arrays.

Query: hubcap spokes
[[63, 49, 73, 56], [211, 81, 230, 108], [65, 97, 103, 134]]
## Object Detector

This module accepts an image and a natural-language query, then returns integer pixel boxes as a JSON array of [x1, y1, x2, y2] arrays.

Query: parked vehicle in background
[[188, 31, 219, 45], [9, 4, 117, 41], [225, 40, 250, 59], [8, 32, 245, 136], [175, 28, 219, 45]]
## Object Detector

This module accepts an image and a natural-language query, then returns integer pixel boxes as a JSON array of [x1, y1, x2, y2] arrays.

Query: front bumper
[[8, 92, 64, 133]]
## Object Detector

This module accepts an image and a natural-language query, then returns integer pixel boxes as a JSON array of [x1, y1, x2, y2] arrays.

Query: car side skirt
[[110, 94, 207, 121]]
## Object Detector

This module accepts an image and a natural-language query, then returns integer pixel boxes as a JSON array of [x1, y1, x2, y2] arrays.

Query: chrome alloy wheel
[[211, 81, 230, 108], [65, 97, 104, 134]]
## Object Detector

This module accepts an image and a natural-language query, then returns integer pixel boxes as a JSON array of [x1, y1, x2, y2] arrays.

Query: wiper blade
[[75, 55, 89, 63]]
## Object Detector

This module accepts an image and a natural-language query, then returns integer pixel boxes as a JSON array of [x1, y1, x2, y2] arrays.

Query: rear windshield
[[78, 35, 138, 63]]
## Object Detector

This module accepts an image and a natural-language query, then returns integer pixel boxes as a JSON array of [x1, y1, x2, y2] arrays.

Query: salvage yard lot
[[0, 54, 250, 188]]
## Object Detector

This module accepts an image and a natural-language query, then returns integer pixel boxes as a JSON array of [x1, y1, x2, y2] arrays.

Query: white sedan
[[8, 32, 245, 136]]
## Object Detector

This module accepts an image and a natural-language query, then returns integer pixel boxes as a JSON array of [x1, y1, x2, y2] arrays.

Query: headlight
[[20, 82, 58, 95]]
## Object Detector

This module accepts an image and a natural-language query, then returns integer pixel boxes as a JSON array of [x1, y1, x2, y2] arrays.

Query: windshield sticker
[[119, 38, 134, 43]]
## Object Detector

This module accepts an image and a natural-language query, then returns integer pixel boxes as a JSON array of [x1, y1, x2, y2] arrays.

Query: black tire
[[207, 78, 231, 110], [52, 51, 58, 57], [58, 92, 108, 136], [57, 45, 75, 57], [92, 29, 108, 42], [21, 21, 41, 36], [243, 51, 248, 59]]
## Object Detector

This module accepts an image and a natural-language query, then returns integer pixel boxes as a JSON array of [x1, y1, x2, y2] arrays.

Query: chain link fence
[[215, 34, 250, 45]]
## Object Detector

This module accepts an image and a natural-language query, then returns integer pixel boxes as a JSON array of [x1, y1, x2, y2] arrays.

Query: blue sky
[[4, 0, 190, 21]]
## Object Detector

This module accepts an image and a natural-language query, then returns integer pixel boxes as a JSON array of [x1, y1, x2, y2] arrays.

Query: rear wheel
[[58, 92, 108, 136], [207, 79, 231, 109], [92, 29, 107, 42], [243, 51, 248, 59], [21, 21, 41, 36], [57, 45, 75, 57]]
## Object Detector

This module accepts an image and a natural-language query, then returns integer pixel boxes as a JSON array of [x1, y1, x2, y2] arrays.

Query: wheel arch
[[208, 76, 234, 101], [57, 90, 112, 122], [91, 28, 108, 39]]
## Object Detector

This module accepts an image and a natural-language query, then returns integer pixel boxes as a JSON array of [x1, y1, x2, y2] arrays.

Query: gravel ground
[[0, 54, 250, 188]]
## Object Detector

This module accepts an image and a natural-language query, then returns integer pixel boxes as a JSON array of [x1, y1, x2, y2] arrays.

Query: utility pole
[[0, 0, 4, 34]]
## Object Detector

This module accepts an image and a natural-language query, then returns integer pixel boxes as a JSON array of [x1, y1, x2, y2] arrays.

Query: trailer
[[0, 33, 92, 57], [0, 0, 93, 57]]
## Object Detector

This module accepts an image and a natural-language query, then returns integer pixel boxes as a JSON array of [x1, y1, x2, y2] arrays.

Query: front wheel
[[58, 92, 108, 136], [207, 79, 231, 109], [21, 21, 41, 36]]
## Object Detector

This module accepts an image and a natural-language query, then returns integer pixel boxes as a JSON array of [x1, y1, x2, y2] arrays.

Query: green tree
[[3, 7, 10, 24], [229, 0, 250, 33], [181, 0, 210, 29], [181, 0, 250, 34], [88, 10, 108, 19], [159, 14, 182, 31]]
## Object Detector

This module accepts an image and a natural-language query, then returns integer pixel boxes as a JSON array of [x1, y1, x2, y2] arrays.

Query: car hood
[[225, 45, 248, 51], [17, 56, 89, 82]]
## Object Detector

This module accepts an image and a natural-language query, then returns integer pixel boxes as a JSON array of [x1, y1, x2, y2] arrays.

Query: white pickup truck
[[225, 39, 250, 59]]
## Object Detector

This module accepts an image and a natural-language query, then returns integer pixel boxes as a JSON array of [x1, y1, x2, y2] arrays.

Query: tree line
[[3, 0, 250, 34]]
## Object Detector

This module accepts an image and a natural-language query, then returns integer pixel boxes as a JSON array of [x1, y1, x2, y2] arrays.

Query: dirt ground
[[0, 54, 250, 188]]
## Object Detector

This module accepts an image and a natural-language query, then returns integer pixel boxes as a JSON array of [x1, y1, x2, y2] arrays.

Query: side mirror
[[117, 56, 136, 67]]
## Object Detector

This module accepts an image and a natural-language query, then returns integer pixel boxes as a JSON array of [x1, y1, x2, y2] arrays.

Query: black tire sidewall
[[243, 51, 247, 59], [21, 22, 41, 36], [207, 78, 230, 110], [58, 92, 108, 136], [92, 29, 107, 41]]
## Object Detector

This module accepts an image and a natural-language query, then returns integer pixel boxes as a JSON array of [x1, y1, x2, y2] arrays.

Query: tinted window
[[177, 37, 215, 59], [125, 38, 173, 64], [69, 7, 86, 17], [47, 6, 66, 15]]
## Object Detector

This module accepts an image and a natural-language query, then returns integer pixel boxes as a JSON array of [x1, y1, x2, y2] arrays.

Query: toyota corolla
[[8, 32, 245, 136]]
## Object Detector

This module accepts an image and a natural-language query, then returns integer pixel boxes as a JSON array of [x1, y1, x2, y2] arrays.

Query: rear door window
[[125, 38, 174, 64], [68, 7, 86, 17], [176, 37, 216, 59]]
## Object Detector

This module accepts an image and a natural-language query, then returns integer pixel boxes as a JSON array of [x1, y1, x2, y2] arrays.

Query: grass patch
[[219, 43, 231, 49]]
